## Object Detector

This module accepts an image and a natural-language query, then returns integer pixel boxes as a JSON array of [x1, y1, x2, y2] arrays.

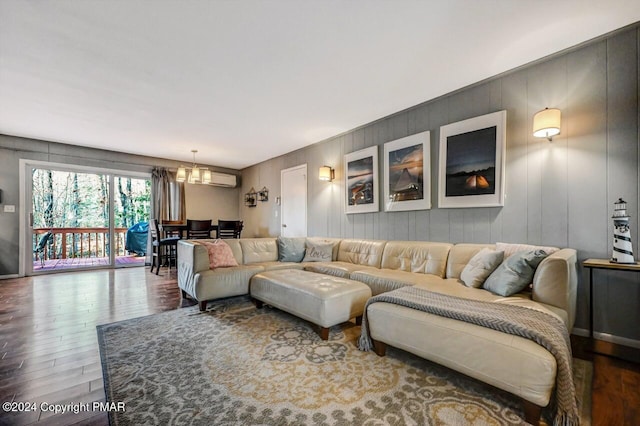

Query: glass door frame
[[19, 159, 151, 276]]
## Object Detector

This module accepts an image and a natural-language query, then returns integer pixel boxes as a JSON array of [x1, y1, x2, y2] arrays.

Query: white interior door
[[281, 164, 307, 237]]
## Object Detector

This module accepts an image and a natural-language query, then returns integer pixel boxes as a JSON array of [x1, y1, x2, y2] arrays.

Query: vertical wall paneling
[[566, 42, 608, 257], [567, 41, 610, 334], [428, 100, 451, 242], [525, 61, 548, 246], [500, 72, 529, 243], [605, 29, 640, 336], [240, 24, 640, 341], [531, 56, 570, 249], [343, 133, 354, 238]]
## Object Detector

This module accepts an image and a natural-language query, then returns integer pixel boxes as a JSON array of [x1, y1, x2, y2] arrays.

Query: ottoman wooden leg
[[355, 315, 363, 325], [522, 399, 542, 425], [199, 300, 207, 311], [319, 327, 329, 340], [372, 339, 387, 356], [252, 298, 264, 309]]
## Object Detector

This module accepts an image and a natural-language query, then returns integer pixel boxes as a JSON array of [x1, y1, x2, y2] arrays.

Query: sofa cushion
[[251, 261, 305, 271], [240, 238, 279, 264], [460, 248, 504, 288], [445, 243, 496, 279], [483, 250, 550, 296], [302, 240, 334, 262], [380, 241, 452, 277], [304, 262, 377, 279], [337, 239, 387, 267], [366, 301, 558, 407], [306, 237, 342, 261], [350, 268, 433, 296], [496, 242, 559, 258], [201, 240, 239, 269], [277, 236, 306, 262]]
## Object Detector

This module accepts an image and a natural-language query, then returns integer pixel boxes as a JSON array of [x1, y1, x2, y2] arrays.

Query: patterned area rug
[[98, 296, 592, 425]]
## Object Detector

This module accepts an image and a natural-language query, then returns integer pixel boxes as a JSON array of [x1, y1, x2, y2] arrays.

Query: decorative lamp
[[178, 149, 210, 184], [202, 169, 212, 184], [533, 108, 561, 141], [611, 198, 635, 264], [190, 168, 201, 183], [319, 166, 335, 182], [176, 166, 187, 182]]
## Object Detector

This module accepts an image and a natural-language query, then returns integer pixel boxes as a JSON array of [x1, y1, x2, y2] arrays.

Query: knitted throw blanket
[[358, 286, 578, 426]]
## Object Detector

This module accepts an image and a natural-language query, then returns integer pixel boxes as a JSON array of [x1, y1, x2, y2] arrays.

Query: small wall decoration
[[258, 187, 269, 202], [438, 110, 506, 208], [345, 146, 378, 214], [384, 130, 430, 212], [244, 187, 257, 207]]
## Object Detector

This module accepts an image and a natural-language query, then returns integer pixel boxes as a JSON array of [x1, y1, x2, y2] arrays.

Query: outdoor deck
[[32, 226, 147, 272], [33, 255, 146, 271]]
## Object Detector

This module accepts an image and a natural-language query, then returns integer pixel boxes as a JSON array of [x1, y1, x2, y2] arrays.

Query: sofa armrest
[[532, 248, 578, 330], [178, 240, 210, 293]]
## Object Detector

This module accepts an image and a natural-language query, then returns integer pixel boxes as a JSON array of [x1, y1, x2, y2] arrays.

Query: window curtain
[[151, 167, 186, 222], [148, 168, 185, 264]]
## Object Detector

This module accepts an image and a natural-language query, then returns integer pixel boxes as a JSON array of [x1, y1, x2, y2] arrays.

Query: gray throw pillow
[[277, 237, 306, 262], [460, 248, 504, 288], [302, 240, 334, 262], [483, 249, 549, 296]]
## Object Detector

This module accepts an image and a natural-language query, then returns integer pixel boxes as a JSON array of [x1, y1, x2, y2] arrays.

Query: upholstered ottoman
[[250, 269, 372, 340]]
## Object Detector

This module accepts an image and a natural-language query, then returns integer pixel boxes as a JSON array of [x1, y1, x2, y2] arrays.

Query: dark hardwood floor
[[0, 267, 638, 425], [0, 267, 193, 425]]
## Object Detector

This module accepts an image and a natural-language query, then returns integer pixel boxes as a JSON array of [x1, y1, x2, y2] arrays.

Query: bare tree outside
[[32, 169, 150, 264]]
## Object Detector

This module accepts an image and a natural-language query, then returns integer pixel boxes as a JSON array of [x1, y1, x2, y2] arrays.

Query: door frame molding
[[19, 159, 150, 276], [280, 164, 307, 237]]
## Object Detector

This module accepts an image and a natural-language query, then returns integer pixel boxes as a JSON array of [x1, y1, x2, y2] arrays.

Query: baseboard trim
[[0, 274, 20, 280], [572, 327, 640, 349], [572, 328, 589, 338]]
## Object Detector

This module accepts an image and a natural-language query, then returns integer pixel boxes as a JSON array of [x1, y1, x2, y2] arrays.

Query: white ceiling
[[1, 1, 639, 170]]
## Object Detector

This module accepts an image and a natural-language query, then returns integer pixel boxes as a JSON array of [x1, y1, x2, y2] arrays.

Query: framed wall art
[[383, 131, 431, 212], [345, 146, 378, 214], [438, 110, 506, 208]]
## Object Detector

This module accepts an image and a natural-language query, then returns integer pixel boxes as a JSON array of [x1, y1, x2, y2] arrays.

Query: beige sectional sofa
[[177, 237, 577, 423]]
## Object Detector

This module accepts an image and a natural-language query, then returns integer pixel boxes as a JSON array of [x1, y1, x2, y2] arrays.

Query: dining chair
[[161, 220, 184, 239], [150, 219, 180, 275], [187, 219, 212, 239], [217, 220, 243, 239]]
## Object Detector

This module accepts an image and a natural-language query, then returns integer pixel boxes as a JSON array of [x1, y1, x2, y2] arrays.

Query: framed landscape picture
[[383, 131, 431, 212], [438, 110, 506, 208], [345, 146, 378, 214]]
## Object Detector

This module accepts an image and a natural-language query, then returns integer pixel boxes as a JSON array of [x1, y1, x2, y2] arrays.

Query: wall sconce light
[[319, 166, 335, 182], [533, 108, 561, 141]]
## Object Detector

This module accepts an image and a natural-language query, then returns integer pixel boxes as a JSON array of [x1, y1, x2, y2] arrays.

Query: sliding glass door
[[24, 161, 150, 275], [113, 176, 151, 267]]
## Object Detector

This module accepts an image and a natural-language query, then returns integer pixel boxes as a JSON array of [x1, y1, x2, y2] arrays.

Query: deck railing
[[32, 227, 130, 261]]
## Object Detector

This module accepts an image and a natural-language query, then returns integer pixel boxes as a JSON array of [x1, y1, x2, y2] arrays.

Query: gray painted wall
[[0, 134, 241, 276], [240, 26, 640, 342]]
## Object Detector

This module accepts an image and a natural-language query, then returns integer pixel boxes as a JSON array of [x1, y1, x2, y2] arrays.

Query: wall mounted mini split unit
[[209, 172, 237, 188]]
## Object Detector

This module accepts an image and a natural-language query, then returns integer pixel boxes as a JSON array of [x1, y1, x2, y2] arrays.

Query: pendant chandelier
[[176, 149, 212, 184]]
